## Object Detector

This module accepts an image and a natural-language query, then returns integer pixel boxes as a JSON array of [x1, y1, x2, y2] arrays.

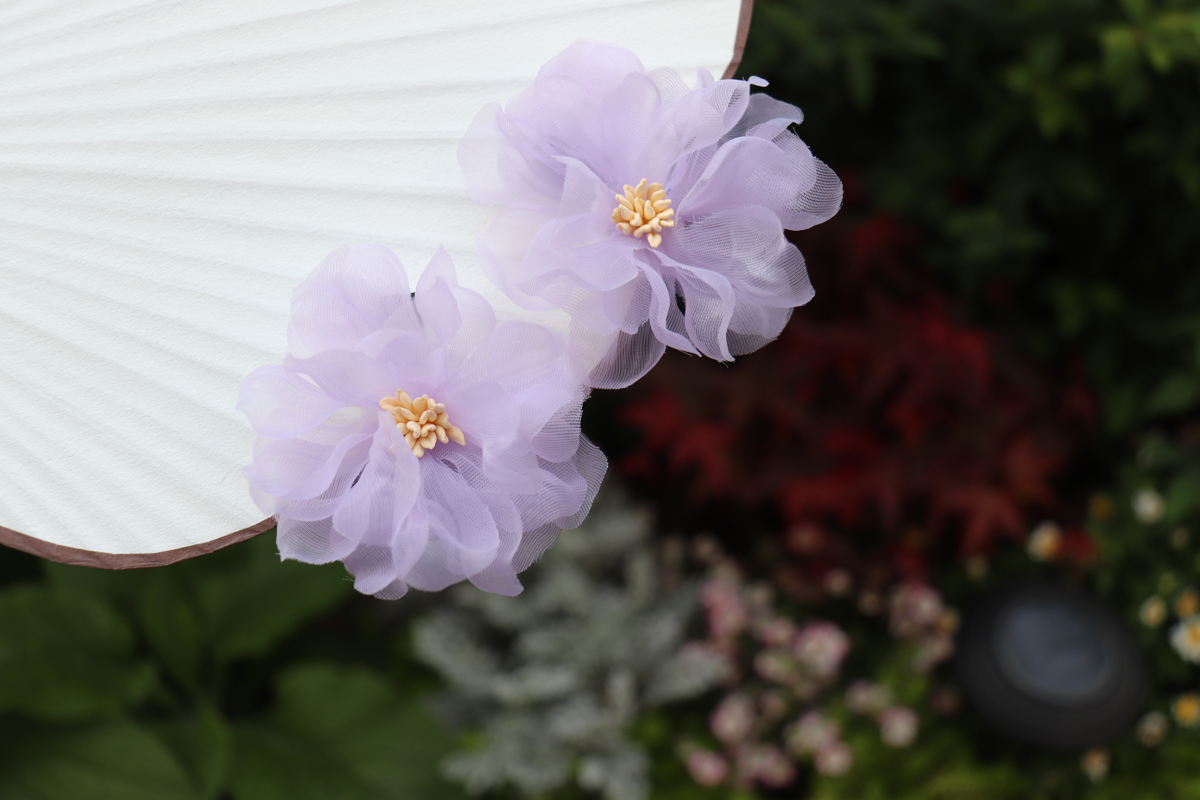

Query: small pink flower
[[744, 746, 796, 789], [889, 583, 944, 640], [793, 621, 851, 679], [754, 650, 800, 685], [685, 750, 729, 787], [711, 693, 756, 745], [785, 711, 839, 755], [814, 740, 853, 776], [879, 706, 920, 748], [845, 680, 892, 715], [911, 636, 954, 672], [758, 615, 798, 647], [701, 577, 749, 640], [759, 690, 790, 722]]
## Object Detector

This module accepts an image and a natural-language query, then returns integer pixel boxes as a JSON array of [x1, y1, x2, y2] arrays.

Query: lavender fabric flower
[[460, 41, 843, 388], [239, 244, 606, 598]]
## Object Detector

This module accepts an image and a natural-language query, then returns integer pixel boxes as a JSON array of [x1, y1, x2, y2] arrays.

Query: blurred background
[[3, 0, 1200, 797]]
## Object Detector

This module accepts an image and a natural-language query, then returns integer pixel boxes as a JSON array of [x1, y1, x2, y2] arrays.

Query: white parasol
[[0, 0, 752, 566]]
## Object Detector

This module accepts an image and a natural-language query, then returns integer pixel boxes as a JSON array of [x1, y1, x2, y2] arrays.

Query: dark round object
[[955, 581, 1145, 750]]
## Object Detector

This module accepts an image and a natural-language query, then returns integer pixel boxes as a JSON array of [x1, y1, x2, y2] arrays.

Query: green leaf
[[1101, 24, 1142, 79], [136, 572, 203, 690], [0, 586, 155, 720], [45, 533, 352, 667], [1146, 371, 1200, 416], [0, 719, 199, 800], [230, 664, 466, 800], [1164, 468, 1200, 524], [156, 703, 233, 800], [192, 534, 353, 663]]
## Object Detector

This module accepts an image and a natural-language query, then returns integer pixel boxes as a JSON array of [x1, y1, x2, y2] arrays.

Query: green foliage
[[1087, 430, 1200, 692], [0, 533, 463, 800], [0, 586, 154, 720], [0, 720, 201, 800], [743, 0, 1200, 439], [812, 726, 1030, 800], [231, 665, 464, 800]]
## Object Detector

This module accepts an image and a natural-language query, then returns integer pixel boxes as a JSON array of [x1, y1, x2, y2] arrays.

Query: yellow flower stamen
[[379, 390, 465, 458], [611, 178, 675, 248], [1173, 693, 1200, 727]]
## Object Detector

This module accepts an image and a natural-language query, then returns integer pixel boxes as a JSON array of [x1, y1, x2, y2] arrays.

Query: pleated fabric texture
[[239, 244, 606, 598], [460, 41, 843, 389]]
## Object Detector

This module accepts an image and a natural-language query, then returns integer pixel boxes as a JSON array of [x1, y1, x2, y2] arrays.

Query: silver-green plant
[[413, 487, 727, 800]]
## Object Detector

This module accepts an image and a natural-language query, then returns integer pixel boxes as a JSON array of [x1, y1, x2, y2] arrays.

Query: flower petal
[[671, 262, 738, 362], [455, 320, 564, 395], [284, 349, 401, 405], [277, 514, 357, 565], [667, 206, 814, 308], [243, 419, 374, 500], [680, 133, 842, 232], [404, 457, 504, 592], [723, 93, 806, 140], [650, 78, 751, 179], [288, 244, 417, 358], [237, 364, 344, 439], [575, 319, 667, 390], [643, 261, 697, 355]]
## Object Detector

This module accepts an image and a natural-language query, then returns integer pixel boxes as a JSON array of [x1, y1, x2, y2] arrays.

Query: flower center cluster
[[380, 390, 465, 458], [611, 178, 675, 248]]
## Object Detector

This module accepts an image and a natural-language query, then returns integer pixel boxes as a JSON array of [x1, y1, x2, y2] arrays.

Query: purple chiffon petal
[[288, 244, 417, 358], [237, 365, 344, 439], [680, 133, 842, 232], [242, 422, 373, 500], [672, 261, 738, 362], [574, 318, 667, 390], [667, 206, 815, 308]]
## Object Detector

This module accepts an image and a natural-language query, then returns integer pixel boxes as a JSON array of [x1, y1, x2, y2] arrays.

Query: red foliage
[[613, 209, 1092, 576]]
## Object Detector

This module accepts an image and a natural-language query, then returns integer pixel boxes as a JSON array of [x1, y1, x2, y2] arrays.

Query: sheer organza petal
[[277, 515, 357, 565], [404, 457, 503, 592], [282, 349, 400, 405], [723, 93, 805, 140], [727, 304, 795, 357], [238, 364, 344, 439], [288, 244, 417, 358], [255, 437, 370, 521], [649, 78, 749, 180], [521, 380, 587, 461], [668, 206, 814, 308], [679, 134, 842, 232], [575, 318, 667, 390], [455, 321, 564, 395], [243, 422, 374, 500], [672, 263, 738, 362], [477, 208, 558, 311], [331, 424, 419, 544], [412, 247, 464, 347], [643, 261, 697, 356]]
